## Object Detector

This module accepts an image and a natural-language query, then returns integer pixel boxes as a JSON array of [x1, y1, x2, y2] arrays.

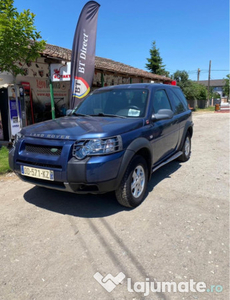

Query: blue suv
[[9, 83, 193, 208]]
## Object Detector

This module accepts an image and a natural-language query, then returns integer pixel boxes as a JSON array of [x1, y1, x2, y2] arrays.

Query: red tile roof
[[42, 44, 172, 82]]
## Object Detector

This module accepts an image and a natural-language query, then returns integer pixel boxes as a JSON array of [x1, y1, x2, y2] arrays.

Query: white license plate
[[21, 166, 54, 181]]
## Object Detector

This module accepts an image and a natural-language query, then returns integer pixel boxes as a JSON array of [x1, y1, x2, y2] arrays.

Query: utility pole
[[207, 60, 211, 107], [197, 68, 200, 81]]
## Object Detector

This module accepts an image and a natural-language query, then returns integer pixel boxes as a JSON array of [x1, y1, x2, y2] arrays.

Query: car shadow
[[24, 160, 181, 218], [24, 187, 128, 218], [147, 160, 182, 194]]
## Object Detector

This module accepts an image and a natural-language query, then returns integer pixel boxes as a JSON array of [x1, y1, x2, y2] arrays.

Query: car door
[[166, 87, 189, 144], [150, 89, 179, 165]]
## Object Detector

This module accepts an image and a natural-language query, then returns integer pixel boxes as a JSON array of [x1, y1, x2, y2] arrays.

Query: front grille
[[25, 144, 62, 156], [17, 160, 62, 169]]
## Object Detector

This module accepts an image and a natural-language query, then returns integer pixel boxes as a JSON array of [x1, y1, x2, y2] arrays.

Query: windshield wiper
[[90, 113, 127, 118], [72, 112, 90, 117]]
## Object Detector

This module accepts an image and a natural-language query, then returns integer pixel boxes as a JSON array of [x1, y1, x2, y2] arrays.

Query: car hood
[[21, 116, 144, 140]]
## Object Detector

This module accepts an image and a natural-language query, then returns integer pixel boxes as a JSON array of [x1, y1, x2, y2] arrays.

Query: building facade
[[0, 44, 172, 141], [198, 79, 226, 98]]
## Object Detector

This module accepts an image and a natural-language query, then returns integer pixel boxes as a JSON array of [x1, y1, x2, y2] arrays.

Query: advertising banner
[[70, 1, 100, 108], [7, 86, 21, 138], [8, 98, 21, 137]]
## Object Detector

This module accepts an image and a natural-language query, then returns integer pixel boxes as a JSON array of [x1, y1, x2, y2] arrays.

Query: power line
[[201, 70, 229, 72], [166, 69, 229, 73]]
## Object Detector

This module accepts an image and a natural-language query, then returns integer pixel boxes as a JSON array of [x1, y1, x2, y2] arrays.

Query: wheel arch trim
[[118, 138, 152, 184]]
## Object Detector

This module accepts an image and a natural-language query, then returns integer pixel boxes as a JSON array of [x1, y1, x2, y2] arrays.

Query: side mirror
[[66, 109, 73, 116], [152, 109, 173, 121]]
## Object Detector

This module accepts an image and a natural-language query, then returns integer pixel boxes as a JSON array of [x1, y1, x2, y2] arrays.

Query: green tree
[[172, 70, 189, 87], [172, 70, 207, 102], [208, 87, 220, 99], [146, 41, 169, 77], [172, 70, 193, 99], [0, 0, 46, 125], [0, 0, 45, 80], [191, 82, 207, 100], [223, 74, 230, 99], [0, 0, 46, 78]]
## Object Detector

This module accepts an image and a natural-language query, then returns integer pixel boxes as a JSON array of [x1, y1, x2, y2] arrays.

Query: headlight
[[72, 136, 123, 159], [13, 132, 24, 147]]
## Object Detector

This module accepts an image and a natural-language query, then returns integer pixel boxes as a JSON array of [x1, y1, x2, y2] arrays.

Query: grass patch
[[0, 146, 11, 174], [194, 106, 215, 112]]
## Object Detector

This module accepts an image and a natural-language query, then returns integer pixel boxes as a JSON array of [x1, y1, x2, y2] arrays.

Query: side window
[[152, 90, 172, 113], [173, 88, 189, 110], [167, 89, 186, 114]]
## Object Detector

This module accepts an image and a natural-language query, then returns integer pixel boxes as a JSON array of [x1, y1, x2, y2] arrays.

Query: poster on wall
[[32, 79, 69, 122], [50, 63, 71, 82]]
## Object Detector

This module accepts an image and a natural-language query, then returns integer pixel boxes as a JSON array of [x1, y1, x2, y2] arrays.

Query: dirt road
[[0, 113, 229, 300]]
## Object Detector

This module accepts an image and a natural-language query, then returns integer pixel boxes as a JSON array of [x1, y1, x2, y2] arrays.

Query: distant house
[[197, 79, 226, 98]]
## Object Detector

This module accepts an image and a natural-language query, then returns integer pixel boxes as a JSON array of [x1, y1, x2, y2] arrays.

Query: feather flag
[[70, 1, 100, 108]]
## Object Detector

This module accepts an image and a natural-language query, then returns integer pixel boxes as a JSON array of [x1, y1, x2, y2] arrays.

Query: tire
[[178, 133, 191, 162], [115, 155, 148, 208]]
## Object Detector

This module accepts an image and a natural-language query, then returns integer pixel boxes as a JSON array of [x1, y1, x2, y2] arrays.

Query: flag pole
[[49, 65, 55, 119]]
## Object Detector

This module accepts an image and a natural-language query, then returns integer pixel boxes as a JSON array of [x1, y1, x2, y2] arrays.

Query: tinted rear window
[[172, 88, 189, 110]]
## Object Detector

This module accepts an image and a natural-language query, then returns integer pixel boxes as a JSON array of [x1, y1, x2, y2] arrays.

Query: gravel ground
[[0, 112, 229, 300]]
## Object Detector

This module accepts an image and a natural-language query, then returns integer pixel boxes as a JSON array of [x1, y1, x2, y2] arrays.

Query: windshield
[[73, 88, 149, 118]]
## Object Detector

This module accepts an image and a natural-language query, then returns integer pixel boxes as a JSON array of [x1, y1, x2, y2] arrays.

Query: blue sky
[[14, 0, 229, 81]]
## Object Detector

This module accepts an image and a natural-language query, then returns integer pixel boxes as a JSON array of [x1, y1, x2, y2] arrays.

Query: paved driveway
[[0, 113, 229, 300]]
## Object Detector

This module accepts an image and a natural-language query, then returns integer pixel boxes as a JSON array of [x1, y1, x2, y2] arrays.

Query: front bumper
[[9, 138, 125, 194]]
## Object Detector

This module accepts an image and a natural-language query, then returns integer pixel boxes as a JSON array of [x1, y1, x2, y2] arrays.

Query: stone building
[[0, 44, 172, 141]]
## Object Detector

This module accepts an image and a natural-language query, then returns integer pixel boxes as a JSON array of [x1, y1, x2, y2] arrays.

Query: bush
[[172, 70, 209, 101]]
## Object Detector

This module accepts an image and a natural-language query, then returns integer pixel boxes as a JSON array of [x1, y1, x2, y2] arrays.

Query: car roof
[[95, 83, 180, 92]]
